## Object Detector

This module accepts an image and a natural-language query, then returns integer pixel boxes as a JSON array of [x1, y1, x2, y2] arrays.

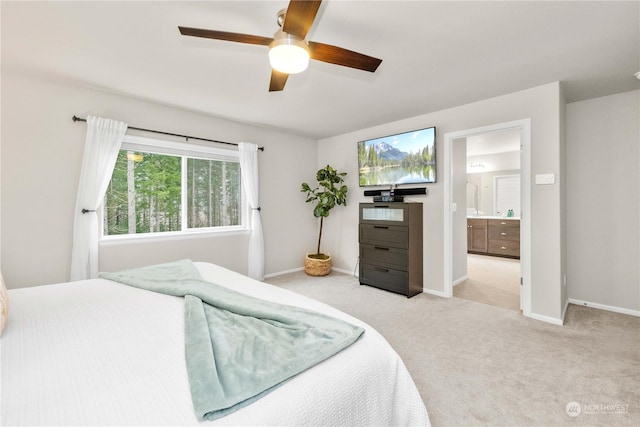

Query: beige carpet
[[266, 271, 640, 427], [454, 254, 521, 311]]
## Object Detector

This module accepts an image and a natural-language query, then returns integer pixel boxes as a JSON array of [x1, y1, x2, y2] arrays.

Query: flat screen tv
[[357, 126, 436, 187]]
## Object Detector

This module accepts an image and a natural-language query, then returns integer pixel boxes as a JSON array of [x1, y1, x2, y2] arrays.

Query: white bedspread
[[1, 262, 429, 426]]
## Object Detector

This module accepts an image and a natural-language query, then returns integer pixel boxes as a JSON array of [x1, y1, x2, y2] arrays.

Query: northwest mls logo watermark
[[566, 402, 581, 417], [566, 401, 630, 417]]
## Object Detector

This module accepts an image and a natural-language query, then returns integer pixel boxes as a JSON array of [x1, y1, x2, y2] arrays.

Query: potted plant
[[301, 165, 348, 276]]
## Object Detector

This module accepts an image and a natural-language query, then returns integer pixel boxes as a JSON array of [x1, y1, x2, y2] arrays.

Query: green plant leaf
[[301, 165, 348, 247]]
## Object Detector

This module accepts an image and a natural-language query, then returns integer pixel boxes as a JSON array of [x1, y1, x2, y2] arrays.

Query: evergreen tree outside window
[[186, 158, 241, 229], [103, 136, 244, 237]]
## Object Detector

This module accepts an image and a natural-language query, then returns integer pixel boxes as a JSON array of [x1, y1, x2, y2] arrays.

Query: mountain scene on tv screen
[[358, 129, 435, 186]]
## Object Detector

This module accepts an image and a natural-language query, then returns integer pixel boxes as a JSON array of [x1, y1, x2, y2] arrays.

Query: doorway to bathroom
[[443, 119, 531, 317], [456, 129, 521, 311]]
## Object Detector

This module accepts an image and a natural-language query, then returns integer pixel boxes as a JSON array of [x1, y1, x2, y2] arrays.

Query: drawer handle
[[501, 246, 507, 250], [374, 247, 390, 251], [501, 222, 507, 225], [373, 226, 389, 229], [373, 267, 389, 273], [501, 232, 507, 236]]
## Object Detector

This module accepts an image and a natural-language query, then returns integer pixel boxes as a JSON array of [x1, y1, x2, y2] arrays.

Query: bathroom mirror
[[466, 170, 520, 216], [466, 129, 521, 217]]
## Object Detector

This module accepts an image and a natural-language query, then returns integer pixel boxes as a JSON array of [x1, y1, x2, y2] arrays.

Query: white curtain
[[70, 116, 127, 281], [238, 142, 265, 281]]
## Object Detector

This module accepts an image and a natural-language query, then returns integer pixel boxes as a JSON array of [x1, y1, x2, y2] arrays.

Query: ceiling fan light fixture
[[178, 0, 382, 91], [269, 32, 310, 74]]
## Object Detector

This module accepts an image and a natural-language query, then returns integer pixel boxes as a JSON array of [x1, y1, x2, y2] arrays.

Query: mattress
[[1, 262, 429, 426]]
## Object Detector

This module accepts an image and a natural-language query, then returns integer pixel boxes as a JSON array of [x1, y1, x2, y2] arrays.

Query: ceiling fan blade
[[178, 26, 273, 46], [282, 0, 322, 40], [308, 41, 382, 72], [269, 70, 289, 92]]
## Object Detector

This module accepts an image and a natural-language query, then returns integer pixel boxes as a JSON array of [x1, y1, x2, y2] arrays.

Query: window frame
[[99, 135, 248, 243]]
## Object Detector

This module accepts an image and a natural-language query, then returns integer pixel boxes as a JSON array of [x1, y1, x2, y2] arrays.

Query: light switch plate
[[535, 173, 556, 185]]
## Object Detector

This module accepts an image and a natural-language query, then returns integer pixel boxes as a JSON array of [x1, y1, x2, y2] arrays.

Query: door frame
[[443, 119, 532, 317]]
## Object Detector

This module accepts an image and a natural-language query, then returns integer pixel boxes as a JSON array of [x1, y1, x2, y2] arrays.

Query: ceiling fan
[[178, 0, 382, 92]]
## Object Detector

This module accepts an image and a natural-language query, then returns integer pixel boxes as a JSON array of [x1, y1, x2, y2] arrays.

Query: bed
[[1, 261, 430, 426]]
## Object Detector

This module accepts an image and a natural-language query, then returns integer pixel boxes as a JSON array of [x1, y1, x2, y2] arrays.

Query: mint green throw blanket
[[100, 260, 364, 421]]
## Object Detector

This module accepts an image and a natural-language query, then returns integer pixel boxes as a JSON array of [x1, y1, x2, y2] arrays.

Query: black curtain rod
[[72, 115, 264, 151]]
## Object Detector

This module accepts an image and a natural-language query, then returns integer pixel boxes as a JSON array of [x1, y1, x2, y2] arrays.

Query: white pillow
[[0, 271, 8, 334]]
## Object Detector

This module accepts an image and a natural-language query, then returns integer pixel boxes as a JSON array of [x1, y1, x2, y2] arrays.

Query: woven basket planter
[[304, 253, 332, 276]]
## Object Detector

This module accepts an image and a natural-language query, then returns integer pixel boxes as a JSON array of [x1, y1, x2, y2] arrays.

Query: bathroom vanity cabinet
[[467, 217, 520, 259]]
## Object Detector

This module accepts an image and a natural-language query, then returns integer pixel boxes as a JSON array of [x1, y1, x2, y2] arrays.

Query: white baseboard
[[568, 298, 640, 317], [264, 267, 304, 279], [561, 298, 570, 323], [527, 312, 564, 326], [422, 288, 449, 298], [525, 299, 640, 325], [453, 275, 468, 287], [331, 267, 355, 276], [264, 266, 355, 279]]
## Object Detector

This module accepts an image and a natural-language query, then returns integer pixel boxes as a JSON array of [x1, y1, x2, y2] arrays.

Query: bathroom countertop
[[467, 215, 520, 220]]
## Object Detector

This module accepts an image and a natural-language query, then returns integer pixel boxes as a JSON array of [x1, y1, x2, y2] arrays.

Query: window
[[103, 136, 244, 237]]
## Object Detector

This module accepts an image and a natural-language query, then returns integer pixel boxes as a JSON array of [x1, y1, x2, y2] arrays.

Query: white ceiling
[[2, 1, 638, 140]]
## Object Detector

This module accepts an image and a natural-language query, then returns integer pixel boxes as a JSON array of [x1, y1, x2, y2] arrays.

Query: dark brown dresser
[[358, 202, 423, 298]]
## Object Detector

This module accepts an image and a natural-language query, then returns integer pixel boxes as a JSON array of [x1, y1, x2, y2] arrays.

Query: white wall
[[566, 90, 639, 312], [318, 82, 565, 321], [559, 86, 568, 314], [452, 138, 467, 283], [1, 71, 318, 288]]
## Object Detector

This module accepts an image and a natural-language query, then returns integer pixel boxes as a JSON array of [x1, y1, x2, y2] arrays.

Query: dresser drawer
[[359, 263, 408, 295], [488, 226, 519, 241], [467, 218, 487, 228], [487, 219, 520, 228], [360, 244, 408, 271], [359, 224, 408, 249], [488, 240, 520, 257], [359, 204, 409, 226]]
